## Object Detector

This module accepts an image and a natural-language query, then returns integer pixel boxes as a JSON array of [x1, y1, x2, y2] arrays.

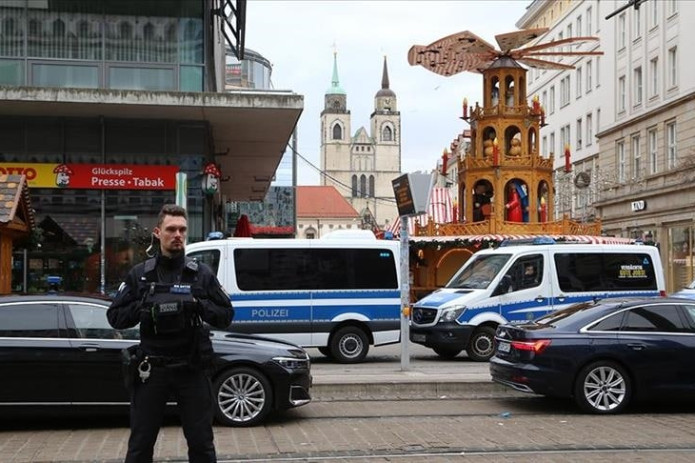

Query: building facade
[[320, 54, 401, 230], [519, 0, 695, 293], [519, 0, 608, 223], [0, 0, 302, 294]]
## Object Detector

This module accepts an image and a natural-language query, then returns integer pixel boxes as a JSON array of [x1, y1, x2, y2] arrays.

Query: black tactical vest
[[138, 257, 202, 359]]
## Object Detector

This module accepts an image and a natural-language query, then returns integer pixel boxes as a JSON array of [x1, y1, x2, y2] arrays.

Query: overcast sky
[[245, 0, 531, 185]]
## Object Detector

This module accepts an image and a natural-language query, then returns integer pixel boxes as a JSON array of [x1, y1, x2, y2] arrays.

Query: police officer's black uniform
[[108, 252, 233, 463]]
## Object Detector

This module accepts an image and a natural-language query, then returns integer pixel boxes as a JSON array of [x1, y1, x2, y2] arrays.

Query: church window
[[360, 174, 367, 197], [369, 176, 375, 197], [383, 126, 393, 141], [332, 123, 342, 140], [351, 175, 358, 197]]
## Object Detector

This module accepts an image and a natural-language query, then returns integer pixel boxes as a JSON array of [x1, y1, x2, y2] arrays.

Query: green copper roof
[[326, 52, 346, 95]]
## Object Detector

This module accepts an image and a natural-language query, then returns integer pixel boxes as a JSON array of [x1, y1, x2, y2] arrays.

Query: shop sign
[[631, 200, 647, 212], [0, 163, 178, 190]]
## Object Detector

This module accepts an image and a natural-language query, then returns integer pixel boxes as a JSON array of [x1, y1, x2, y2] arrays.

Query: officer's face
[[155, 214, 187, 257]]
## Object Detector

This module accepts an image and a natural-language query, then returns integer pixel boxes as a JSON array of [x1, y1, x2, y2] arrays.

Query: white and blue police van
[[410, 237, 666, 361], [186, 230, 400, 363]]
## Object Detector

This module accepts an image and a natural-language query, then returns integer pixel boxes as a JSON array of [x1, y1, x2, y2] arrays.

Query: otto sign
[[631, 200, 647, 212]]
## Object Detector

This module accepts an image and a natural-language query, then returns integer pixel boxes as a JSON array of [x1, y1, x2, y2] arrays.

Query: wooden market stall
[[0, 175, 35, 294]]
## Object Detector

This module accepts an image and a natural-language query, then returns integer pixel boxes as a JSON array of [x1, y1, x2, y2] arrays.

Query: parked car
[[0, 295, 312, 426], [672, 279, 695, 300], [490, 297, 695, 414]]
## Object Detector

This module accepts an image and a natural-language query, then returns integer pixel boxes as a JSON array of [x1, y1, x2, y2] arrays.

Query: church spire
[[381, 55, 390, 90], [326, 51, 346, 95]]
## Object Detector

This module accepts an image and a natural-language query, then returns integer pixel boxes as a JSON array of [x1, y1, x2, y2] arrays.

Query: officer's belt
[[146, 355, 190, 368]]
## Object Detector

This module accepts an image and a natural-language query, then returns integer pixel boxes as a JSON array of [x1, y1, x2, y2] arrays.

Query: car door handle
[[627, 343, 646, 351], [79, 343, 100, 352], [535, 296, 547, 303]]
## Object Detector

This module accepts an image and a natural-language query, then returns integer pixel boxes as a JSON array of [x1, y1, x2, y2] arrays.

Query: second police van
[[186, 230, 401, 363], [410, 238, 666, 361]]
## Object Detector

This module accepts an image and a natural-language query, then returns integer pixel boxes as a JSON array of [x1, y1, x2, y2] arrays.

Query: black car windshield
[[534, 300, 624, 328], [446, 254, 511, 290]]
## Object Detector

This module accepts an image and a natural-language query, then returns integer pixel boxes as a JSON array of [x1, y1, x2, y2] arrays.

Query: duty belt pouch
[[121, 344, 142, 391]]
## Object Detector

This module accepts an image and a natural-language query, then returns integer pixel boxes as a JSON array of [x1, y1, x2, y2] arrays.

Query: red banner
[[51, 164, 179, 190]]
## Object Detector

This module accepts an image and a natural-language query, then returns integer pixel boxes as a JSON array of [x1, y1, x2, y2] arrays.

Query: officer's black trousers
[[125, 364, 216, 463]]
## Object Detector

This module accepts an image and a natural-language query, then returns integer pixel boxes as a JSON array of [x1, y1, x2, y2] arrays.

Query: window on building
[[668, 47, 677, 88], [382, 126, 393, 142], [650, 0, 658, 28], [668, 0, 678, 16], [618, 76, 626, 112], [560, 75, 570, 107], [618, 141, 626, 182], [369, 175, 375, 197], [587, 6, 593, 34], [576, 67, 582, 98], [667, 121, 677, 169], [576, 119, 583, 150], [618, 13, 626, 49], [550, 132, 555, 157], [561, 124, 570, 151], [632, 134, 641, 179], [542, 90, 547, 110], [549, 86, 556, 114], [577, 15, 583, 36], [648, 128, 658, 174], [596, 56, 601, 88], [633, 6, 641, 39], [351, 175, 358, 197], [649, 57, 658, 97], [542, 136, 547, 157], [586, 113, 593, 147], [360, 174, 367, 197], [332, 123, 342, 140], [634, 66, 642, 105], [586, 60, 593, 93]]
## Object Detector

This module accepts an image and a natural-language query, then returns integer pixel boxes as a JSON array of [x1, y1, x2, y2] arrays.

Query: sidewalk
[[310, 357, 519, 401]]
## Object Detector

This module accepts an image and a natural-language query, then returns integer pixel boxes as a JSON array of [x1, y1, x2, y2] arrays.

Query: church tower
[[320, 55, 401, 230]]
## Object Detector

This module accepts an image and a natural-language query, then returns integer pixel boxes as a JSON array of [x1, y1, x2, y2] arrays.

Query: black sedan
[[0, 295, 312, 426], [490, 297, 695, 414]]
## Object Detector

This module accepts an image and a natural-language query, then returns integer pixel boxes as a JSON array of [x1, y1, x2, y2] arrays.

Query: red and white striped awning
[[387, 187, 453, 236], [409, 234, 636, 245]]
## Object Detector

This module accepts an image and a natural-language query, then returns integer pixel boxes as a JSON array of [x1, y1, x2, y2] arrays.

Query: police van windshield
[[446, 254, 511, 290]]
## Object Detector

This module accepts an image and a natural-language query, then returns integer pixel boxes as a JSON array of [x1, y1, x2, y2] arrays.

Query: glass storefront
[[0, 0, 204, 91], [2, 116, 210, 295], [668, 225, 694, 293]]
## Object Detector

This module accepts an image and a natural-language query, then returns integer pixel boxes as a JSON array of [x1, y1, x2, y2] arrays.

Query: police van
[[410, 238, 666, 362], [186, 231, 400, 363]]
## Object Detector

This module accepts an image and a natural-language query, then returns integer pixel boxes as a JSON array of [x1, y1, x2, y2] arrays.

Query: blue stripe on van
[[228, 290, 401, 323], [231, 290, 400, 302], [454, 290, 663, 324]]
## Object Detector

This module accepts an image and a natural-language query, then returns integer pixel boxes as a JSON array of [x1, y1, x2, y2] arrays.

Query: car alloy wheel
[[213, 367, 273, 427], [574, 361, 631, 414]]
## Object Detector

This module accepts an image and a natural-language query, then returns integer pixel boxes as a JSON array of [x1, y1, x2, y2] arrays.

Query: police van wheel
[[213, 367, 273, 427], [433, 346, 462, 359], [466, 326, 497, 362], [318, 346, 333, 358], [330, 326, 369, 363]]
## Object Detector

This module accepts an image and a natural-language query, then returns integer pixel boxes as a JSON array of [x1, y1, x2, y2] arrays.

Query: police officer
[[107, 204, 233, 463]]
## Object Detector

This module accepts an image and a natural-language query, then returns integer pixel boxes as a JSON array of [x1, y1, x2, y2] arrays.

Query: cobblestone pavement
[[2, 399, 695, 462]]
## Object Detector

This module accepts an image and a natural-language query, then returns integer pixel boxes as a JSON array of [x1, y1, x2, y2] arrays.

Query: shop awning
[[0, 87, 303, 202]]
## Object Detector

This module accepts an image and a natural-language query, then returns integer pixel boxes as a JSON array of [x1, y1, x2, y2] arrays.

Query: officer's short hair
[[158, 204, 187, 226]]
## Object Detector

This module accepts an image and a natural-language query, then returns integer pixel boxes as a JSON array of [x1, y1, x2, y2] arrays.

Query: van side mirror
[[492, 275, 513, 296]]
